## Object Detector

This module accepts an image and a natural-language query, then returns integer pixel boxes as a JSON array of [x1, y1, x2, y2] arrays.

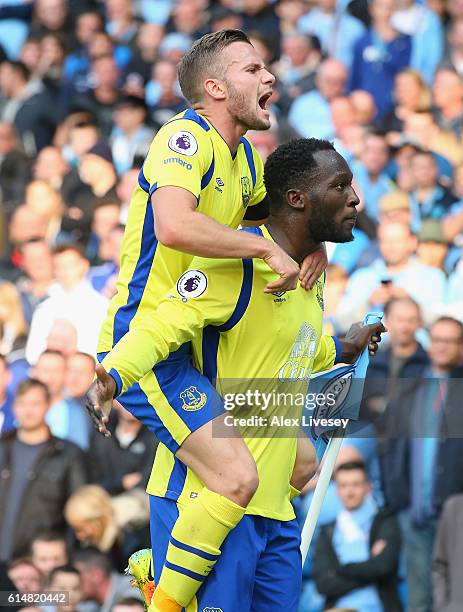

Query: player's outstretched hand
[[263, 243, 300, 293], [85, 364, 116, 437], [299, 243, 328, 290], [340, 321, 387, 363]]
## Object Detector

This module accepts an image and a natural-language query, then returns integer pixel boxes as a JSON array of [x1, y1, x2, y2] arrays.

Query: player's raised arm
[[153, 186, 299, 292], [87, 257, 245, 430]]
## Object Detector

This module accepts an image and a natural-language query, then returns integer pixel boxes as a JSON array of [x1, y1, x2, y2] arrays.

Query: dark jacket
[[89, 413, 157, 495], [313, 507, 402, 611], [0, 430, 88, 558], [362, 343, 429, 428], [380, 367, 463, 514]]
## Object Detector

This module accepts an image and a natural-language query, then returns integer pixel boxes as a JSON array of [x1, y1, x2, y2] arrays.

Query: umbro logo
[[215, 177, 224, 193]]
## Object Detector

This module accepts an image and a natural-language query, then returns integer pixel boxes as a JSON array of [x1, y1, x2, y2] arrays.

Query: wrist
[[339, 341, 358, 364]]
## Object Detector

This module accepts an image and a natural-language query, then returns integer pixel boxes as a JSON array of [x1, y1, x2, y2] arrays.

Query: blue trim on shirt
[[170, 536, 219, 561], [112, 182, 158, 344], [332, 336, 343, 364], [183, 108, 210, 131], [200, 153, 215, 190], [108, 368, 123, 397], [138, 165, 150, 193], [202, 257, 254, 381], [240, 137, 256, 187]]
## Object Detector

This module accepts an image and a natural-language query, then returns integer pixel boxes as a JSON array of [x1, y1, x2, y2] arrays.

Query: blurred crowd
[[0, 0, 463, 611]]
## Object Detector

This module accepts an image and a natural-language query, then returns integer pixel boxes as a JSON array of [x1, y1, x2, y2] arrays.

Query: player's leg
[[251, 518, 302, 612], [140, 357, 258, 610], [150, 495, 261, 612]]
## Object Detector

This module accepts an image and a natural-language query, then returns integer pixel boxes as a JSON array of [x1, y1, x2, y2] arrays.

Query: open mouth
[[258, 92, 272, 110]]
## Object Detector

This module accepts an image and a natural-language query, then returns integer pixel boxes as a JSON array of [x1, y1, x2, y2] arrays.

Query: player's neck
[[193, 106, 245, 155], [265, 219, 320, 264]]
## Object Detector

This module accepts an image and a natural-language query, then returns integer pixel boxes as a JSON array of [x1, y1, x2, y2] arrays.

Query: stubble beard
[[225, 79, 270, 131]]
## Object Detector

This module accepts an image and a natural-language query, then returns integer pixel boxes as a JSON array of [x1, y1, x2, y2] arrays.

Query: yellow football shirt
[[113, 226, 337, 521], [98, 108, 266, 377]]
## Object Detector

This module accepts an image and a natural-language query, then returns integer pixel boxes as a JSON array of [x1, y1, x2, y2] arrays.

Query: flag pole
[[300, 430, 344, 564], [300, 312, 383, 565]]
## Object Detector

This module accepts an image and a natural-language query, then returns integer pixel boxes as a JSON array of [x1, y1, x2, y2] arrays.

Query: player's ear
[[204, 78, 226, 101], [286, 189, 305, 210]]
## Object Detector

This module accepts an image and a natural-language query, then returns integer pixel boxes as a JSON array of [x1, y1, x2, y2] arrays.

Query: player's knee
[[222, 459, 259, 507]]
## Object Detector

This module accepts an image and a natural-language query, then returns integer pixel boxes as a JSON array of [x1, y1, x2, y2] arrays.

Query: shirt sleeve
[[143, 119, 213, 200], [247, 141, 267, 208], [312, 335, 337, 374], [102, 257, 245, 395]]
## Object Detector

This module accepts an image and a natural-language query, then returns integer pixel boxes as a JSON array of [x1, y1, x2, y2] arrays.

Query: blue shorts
[[149, 495, 302, 612], [98, 344, 224, 454]]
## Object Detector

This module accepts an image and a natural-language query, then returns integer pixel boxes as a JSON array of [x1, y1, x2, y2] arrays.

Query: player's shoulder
[[154, 109, 213, 155]]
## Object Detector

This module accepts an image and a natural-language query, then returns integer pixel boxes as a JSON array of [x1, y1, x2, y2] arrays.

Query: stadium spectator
[[61, 11, 104, 89], [47, 565, 84, 612], [313, 461, 402, 611], [0, 121, 31, 216], [433, 494, 463, 611], [416, 219, 449, 272], [350, 89, 377, 126], [33, 146, 69, 190], [65, 484, 149, 573], [432, 68, 463, 138], [88, 223, 124, 297], [17, 239, 53, 324], [168, 0, 209, 40], [408, 149, 461, 231], [25, 244, 108, 364], [7, 558, 43, 593], [0, 283, 28, 359], [240, 0, 281, 60], [381, 317, 463, 612], [71, 54, 121, 139], [73, 548, 138, 612], [297, 0, 365, 70], [112, 597, 144, 612], [45, 320, 78, 359], [145, 58, 186, 126], [0, 60, 59, 155], [441, 17, 463, 76], [288, 58, 348, 139], [0, 354, 14, 435], [110, 96, 152, 175], [123, 22, 165, 90], [335, 221, 446, 330], [33, 350, 90, 450], [391, 0, 444, 84], [273, 32, 320, 103], [105, 0, 139, 48], [62, 142, 118, 234], [88, 401, 156, 496], [29, 0, 71, 42], [0, 379, 87, 562], [349, 0, 412, 120], [363, 297, 428, 426], [29, 532, 68, 578], [352, 130, 395, 221], [87, 199, 122, 264], [65, 352, 96, 403], [382, 69, 431, 136]]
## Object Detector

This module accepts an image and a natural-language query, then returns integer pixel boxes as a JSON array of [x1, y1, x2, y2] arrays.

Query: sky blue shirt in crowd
[[288, 90, 334, 140], [298, 8, 365, 70], [352, 161, 395, 221], [336, 258, 447, 327], [46, 399, 90, 450], [333, 494, 383, 611]]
